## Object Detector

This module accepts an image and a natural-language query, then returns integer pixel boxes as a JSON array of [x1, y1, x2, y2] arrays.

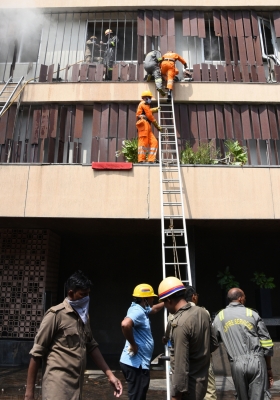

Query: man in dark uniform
[[213, 288, 274, 400], [100, 29, 119, 80], [158, 277, 219, 400], [25, 271, 122, 400], [144, 50, 165, 96]]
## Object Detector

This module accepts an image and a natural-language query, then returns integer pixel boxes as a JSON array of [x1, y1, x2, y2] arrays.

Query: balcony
[[1, 10, 280, 83]]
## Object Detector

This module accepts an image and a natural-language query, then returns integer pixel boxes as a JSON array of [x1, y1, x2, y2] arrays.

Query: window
[[203, 21, 225, 63], [87, 18, 137, 62], [258, 17, 278, 58]]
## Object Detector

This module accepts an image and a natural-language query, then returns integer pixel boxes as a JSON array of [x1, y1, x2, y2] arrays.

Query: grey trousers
[[230, 355, 271, 400], [144, 64, 163, 91]]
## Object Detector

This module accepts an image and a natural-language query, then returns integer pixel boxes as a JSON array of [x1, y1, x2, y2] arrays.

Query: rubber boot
[[167, 89, 172, 103], [158, 88, 166, 97]]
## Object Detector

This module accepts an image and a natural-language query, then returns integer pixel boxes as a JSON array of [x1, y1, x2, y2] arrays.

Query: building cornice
[[2, 82, 279, 104], [1, 1, 280, 11]]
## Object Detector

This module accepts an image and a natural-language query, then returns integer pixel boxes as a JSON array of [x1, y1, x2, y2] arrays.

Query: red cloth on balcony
[[91, 162, 133, 170]]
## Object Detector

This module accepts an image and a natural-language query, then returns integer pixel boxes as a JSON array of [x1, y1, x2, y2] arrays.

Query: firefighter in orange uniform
[[136, 90, 163, 163], [161, 51, 188, 101]]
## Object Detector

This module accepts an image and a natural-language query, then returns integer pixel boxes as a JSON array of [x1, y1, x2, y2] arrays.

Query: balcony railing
[[0, 102, 279, 166], [1, 10, 280, 83]]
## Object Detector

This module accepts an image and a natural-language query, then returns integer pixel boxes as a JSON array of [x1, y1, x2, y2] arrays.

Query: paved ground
[[0, 367, 279, 399]]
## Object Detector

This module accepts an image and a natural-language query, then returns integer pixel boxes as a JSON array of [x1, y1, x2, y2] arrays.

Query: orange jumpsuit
[[136, 101, 158, 162], [161, 52, 187, 90]]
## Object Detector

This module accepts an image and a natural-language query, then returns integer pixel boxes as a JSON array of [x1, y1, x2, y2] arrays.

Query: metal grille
[[0, 229, 60, 339]]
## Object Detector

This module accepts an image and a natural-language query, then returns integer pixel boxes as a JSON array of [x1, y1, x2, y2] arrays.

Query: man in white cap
[[158, 277, 218, 400]]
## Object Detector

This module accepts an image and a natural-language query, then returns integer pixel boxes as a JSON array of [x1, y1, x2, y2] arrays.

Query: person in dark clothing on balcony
[[100, 29, 119, 80]]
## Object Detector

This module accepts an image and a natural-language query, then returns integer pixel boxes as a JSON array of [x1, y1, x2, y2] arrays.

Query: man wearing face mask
[[120, 283, 164, 400], [136, 90, 163, 164], [25, 270, 122, 400]]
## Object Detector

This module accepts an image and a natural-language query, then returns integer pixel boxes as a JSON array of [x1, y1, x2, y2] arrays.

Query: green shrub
[[217, 266, 240, 292], [180, 142, 217, 164], [224, 140, 248, 166], [251, 272, 276, 289], [116, 138, 138, 163]]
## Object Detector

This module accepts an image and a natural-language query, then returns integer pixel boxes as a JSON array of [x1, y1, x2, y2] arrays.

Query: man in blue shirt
[[120, 283, 164, 400]]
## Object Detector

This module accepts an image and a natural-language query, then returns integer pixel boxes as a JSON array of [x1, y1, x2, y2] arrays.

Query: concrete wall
[[0, 164, 280, 220], [1, 82, 279, 104]]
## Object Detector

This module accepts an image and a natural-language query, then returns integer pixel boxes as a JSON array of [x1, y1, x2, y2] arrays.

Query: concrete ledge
[[4, 82, 278, 104], [0, 164, 280, 220]]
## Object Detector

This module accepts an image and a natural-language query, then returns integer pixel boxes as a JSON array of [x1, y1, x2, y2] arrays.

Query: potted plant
[[217, 266, 240, 306], [116, 138, 138, 163], [251, 272, 276, 318]]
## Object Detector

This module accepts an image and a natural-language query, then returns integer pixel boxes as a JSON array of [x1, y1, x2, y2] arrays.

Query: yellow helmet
[[105, 29, 113, 35], [133, 283, 158, 298], [158, 277, 186, 301], [141, 90, 153, 98]]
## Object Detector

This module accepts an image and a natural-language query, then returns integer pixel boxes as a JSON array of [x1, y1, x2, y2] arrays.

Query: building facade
[[0, 0, 280, 367]]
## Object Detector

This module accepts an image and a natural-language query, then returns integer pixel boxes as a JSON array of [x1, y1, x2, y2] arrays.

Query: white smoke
[[0, 5, 47, 64]]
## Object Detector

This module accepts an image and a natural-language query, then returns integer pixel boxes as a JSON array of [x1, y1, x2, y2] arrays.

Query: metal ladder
[[0, 76, 24, 118], [157, 91, 192, 400]]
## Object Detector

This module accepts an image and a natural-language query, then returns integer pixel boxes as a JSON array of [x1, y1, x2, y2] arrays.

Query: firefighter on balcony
[[100, 29, 119, 80], [160, 50, 189, 102], [84, 36, 100, 63], [144, 50, 166, 97], [136, 90, 163, 163]]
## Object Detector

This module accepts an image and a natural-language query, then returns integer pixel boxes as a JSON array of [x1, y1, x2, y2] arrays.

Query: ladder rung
[[162, 179, 179, 182], [165, 262, 188, 265], [165, 230, 184, 234], [161, 149, 177, 153], [163, 190, 180, 194], [163, 202, 182, 206], [163, 215, 183, 219], [164, 246, 187, 249], [161, 141, 176, 144]]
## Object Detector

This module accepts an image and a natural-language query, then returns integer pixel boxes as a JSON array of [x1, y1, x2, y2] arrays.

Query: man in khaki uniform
[[25, 270, 122, 400], [84, 36, 100, 63], [184, 286, 217, 400], [158, 277, 218, 400]]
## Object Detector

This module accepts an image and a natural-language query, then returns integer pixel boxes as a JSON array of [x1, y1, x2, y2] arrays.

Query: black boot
[[167, 90, 172, 102]]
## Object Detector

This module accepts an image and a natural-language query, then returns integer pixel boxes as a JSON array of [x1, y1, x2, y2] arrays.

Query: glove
[[153, 106, 161, 112], [184, 63, 188, 68], [152, 120, 163, 132]]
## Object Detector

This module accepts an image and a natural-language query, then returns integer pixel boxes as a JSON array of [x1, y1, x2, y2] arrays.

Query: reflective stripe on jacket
[[213, 302, 273, 361]]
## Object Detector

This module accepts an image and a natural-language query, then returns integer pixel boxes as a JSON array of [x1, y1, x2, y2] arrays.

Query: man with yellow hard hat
[[158, 277, 218, 400], [136, 91, 163, 163], [120, 283, 164, 400]]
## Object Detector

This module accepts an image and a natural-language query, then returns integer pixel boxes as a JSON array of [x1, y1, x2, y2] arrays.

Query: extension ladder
[[157, 91, 193, 400], [0, 76, 24, 118]]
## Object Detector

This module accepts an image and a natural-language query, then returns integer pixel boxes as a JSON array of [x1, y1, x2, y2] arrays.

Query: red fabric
[[92, 162, 133, 170]]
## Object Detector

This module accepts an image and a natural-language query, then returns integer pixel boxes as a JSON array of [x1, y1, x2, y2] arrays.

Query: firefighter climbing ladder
[[157, 91, 193, 400]]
